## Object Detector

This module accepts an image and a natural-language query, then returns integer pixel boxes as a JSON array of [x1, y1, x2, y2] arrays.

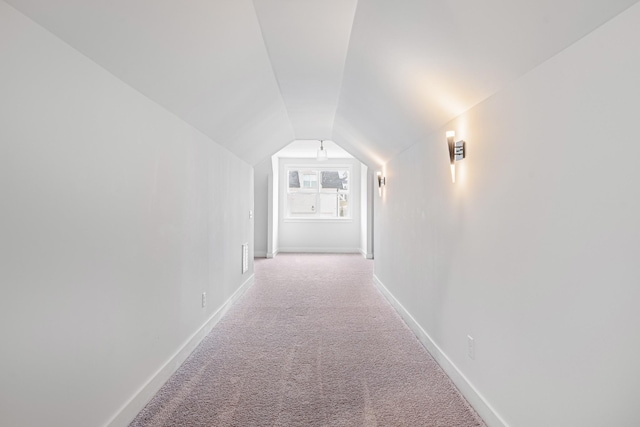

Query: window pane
[[301, 172, 318, 189], [288, 170, 300, 189], [338, 193, 349, 217], [321, 170, 348, 190], [288, 193, 316, 214], [319, 193, 337, 215]]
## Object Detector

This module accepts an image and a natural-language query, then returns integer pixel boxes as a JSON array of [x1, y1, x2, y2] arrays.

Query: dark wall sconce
[[446, 131, 466, 183], [377, 171, 386, 196]]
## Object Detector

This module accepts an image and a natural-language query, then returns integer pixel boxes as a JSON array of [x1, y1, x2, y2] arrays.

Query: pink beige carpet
[[130, 254, 485, 426]]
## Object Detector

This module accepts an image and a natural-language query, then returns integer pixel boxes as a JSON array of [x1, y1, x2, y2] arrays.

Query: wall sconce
[[446, 131, 466, 183], [377, 171, 386, 196]]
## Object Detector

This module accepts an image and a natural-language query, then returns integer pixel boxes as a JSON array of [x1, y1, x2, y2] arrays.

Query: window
[[286, 166, 350, 219]]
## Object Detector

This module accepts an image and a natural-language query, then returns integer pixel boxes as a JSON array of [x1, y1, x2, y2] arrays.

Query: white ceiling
[[253, 0, 358, 141], [4, 0, 639, 167]]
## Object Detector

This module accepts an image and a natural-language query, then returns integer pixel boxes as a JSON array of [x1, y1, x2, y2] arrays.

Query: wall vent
[[242, 243, 249, 274]]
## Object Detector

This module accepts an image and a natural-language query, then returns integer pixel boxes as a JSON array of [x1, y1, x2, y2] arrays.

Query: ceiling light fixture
[[446, 131, 466, 183], [317, 140, 328, 161]]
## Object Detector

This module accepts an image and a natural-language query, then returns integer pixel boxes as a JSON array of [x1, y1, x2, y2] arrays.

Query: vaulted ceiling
[[5, 0, 638, 167]]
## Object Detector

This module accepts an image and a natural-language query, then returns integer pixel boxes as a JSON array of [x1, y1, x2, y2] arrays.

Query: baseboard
[[254, 251, 267, 258], [106, 274, 256, 427], [278, 247, 361, 254], [266, 249, 278, 259], [372, 275, 508, 427], [359, 248, 373, 259]]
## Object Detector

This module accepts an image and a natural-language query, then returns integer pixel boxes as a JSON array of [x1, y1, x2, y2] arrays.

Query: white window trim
[[284, 164, 352, 221]]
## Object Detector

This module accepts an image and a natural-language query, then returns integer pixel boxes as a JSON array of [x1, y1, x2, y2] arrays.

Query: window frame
[[284, 164, 352, 222]]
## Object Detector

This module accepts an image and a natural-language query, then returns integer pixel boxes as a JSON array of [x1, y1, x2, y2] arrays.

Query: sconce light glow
[[377, 171, 386, 196], [446, 131, 466, 183]]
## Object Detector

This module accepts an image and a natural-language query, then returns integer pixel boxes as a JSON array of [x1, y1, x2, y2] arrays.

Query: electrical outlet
[[249, 210, 253, 219], [202, 292, 206, 308], [467, 335, 475, 360]]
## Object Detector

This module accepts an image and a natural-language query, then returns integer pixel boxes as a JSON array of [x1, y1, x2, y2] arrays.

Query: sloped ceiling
[[4, 0, 639, 167]]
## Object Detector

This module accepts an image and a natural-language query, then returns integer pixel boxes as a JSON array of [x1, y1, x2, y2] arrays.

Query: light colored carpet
[[130, 254, 485, 426]]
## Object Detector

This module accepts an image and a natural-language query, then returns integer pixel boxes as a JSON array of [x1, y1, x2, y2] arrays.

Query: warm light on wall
[[446, 131, 466, 183], [377, 171, 386, 196]]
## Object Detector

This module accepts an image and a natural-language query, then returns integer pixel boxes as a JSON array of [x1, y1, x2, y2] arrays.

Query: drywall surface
[[269, 155, 279, 257], [360, 164, 369, 256], [253, 158, 270, 257], [0, 3, 253, 426], [360, 165, 374, 258], [278, 158, 362, 252], [374, 4, 640, 427]]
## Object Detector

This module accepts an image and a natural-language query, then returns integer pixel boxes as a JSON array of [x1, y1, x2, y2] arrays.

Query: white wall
[[359, 165, 374, 258], [268, 155, 279, 257], [374, 4, 640, 427], [360, 164, 369, 256], [253, 158, 270, 257], [278, 158, 362, 253], [0, 3, 254, 426]]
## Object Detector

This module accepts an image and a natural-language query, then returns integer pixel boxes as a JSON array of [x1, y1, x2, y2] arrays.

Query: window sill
[[283, 218, 353, 223]]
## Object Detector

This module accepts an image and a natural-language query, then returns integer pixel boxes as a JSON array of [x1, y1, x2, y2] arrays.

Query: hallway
[[130, 254, 484, 426], [2, 1, 640, 425]]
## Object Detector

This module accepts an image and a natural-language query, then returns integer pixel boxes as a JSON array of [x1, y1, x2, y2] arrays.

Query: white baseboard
[[278, 247, 361, 254], [106, 274, 256, 427], [359, 248, 374, 259], [266, 249, 278, 258], [254, 251, 267, 258], [372, 275, 508, 427]]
